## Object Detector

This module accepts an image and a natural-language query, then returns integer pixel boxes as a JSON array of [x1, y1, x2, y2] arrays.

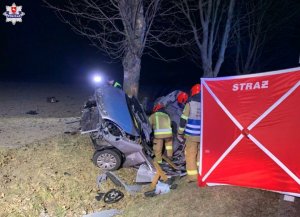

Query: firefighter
[[165, 91, 189, 134], [178, 84, 201, 182], [149, 103, 173, 163], [164, 91, 188, 161]]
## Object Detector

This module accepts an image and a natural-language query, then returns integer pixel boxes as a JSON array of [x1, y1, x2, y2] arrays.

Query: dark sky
[[0, 0, 299, 88], [0, 0, 123, 84]]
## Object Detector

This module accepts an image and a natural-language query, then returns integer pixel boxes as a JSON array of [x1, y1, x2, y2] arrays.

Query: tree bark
[[213, 0, 235, 77], [119, 0, 146, 97], [122, 51, 141, 97]]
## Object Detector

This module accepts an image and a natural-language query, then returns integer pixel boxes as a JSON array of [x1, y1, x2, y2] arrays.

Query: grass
[[0, 135, 136, 216], [0, 135, 299, 217]]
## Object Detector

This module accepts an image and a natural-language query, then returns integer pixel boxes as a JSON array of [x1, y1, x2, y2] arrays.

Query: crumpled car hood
[[94, 86, 139, 136]]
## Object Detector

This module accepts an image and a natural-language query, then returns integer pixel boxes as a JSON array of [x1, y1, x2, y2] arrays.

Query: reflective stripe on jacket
[[184, 101, 201, 137], [178, 103, 190, 135], [113, 81, 122, 88]]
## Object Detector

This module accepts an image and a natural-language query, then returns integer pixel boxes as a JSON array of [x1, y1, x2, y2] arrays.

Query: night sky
[[0, 0, 300, 88]]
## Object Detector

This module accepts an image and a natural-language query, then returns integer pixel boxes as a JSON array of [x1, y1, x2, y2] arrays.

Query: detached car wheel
[[93, 149, 122, 171]]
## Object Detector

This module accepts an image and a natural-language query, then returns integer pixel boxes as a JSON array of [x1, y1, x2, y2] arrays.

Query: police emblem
[[3, 3, 25, 25]]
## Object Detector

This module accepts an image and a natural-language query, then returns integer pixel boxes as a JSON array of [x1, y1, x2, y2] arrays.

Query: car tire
[[93, 149, 122, 171]]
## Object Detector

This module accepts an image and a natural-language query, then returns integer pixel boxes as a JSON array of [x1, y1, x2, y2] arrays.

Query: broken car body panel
[[81, 86, 139, 136], [80, 85, 154, 172], [80, 86, 186, 182]]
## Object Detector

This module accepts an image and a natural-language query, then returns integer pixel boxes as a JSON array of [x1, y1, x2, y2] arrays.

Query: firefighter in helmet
[[178, 84, 201, 182], [149, 103, 173, 163]]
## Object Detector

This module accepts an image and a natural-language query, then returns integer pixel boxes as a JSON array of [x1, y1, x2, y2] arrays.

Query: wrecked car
[[80, 85, 186, 183], [80, 85, 154, 171]]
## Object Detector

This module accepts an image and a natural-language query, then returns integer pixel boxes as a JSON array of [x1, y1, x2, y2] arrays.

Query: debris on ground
[[144, 179, 178, 197], [82, 209, 123, 217], [105, 171, 143, 195], [95, 192, 105, 201], [64, 117, 81, 135], [46, 96, 59, 103], [103, 189, 124, 204], [26, 110, 38, 115]]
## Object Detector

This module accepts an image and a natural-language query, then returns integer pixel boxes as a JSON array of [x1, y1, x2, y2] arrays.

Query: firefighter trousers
[[185, 140, 200, 182], [153, 137, 173, 163]]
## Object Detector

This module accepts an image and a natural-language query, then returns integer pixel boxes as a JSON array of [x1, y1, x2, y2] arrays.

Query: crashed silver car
[[80, 85, 186, 183], [80, 85, 154, 171]]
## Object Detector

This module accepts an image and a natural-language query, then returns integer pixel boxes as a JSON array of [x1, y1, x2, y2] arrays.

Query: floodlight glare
[[93, 75, 102, 83]]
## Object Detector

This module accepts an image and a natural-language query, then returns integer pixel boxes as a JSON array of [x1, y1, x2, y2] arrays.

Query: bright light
[[93, 75, 102, 83]]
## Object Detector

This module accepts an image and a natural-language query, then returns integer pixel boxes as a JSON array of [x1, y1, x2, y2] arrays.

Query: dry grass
[[123, 182, 279, 217], [1, 135, 299, 217], [0, 135, 143, 217]]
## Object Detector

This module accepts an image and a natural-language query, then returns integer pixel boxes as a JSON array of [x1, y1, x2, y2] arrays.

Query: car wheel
[[93, 149, 122, 171]]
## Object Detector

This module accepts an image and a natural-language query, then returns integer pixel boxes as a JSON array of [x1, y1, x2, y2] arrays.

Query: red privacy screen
[[199, 67, 300, 196]]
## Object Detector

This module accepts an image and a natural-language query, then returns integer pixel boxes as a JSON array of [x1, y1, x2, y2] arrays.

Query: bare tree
[[233, 0, 300, 75], [232, 0, 268, 74], [174, 0, 236, 78], [44, 0, 178, 97]]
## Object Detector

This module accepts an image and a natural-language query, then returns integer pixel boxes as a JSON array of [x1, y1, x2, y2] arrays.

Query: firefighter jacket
[[178, 94, 201, 142], [149, 110, 173, 139]]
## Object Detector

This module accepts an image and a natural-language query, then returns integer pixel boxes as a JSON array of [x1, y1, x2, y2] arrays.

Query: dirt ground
[[0, 82, 299, 217]]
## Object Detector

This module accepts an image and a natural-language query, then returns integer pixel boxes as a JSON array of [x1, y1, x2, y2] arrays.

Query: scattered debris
[[97, 173, 108, 187], [64, 117, 81, 135], [82, 209, 123, 217], [46, 96, 59, 103], [26, 110, 38, 115], [136, 164, 155, 183], [64, 131, 77, 135], [144, 181, 170, 197], [97, 171, 142, 195], [95, 192, 105, 201], [155, 181, 170, 195], [103, 189, 124, 204], [144, 177, 178, 197]]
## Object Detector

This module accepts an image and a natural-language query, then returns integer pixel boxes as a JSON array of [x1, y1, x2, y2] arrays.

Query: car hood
[[94, 86, 139, 136]]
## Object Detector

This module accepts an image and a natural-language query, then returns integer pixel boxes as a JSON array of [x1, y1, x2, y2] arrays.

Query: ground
[[0, 82, 299, 217]]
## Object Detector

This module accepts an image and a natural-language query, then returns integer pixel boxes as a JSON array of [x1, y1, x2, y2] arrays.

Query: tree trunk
[[119, 0, 146, 97], [122, 51, 141, 97], [203, 68, 214, 78], [213, 0, 236, 77]]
